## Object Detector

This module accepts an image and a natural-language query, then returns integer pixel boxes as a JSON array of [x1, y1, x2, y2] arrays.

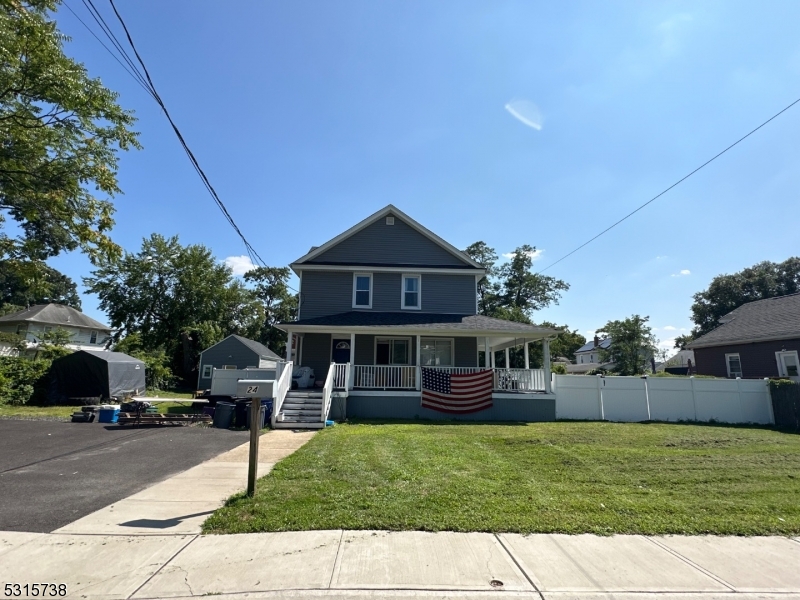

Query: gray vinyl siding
[[454, 337, 478, 367], [299, 271, 477, 318], [197, 338, 260, 389], [308, 213, 471, 267], [345, 394, 555, 421], [301, 333, 332, 383]]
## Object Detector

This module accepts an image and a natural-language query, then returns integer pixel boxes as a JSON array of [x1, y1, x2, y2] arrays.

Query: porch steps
[[274, 390, 326, 429]]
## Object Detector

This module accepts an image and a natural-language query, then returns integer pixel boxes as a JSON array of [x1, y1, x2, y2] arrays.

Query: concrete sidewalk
[[53, 429, 316, 535], [1, 530, 799, 599]]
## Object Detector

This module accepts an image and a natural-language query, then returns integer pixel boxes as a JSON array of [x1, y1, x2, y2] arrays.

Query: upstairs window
[[353, 273, 372, 308], [402, 275, 421, 310], [726, 353, 743, 378], [90, 331, 98, 344]]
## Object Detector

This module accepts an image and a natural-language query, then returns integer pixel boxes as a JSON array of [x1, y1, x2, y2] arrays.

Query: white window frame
[[420, 337, 454, 367], [352, 272, 373, 309], [202, 364, 213, 379], [725, 353, 743, 378], [222, 365, 237, 370], [401, 274, 422, 310], [775, 350, 800, 378], [374, 336, 412, 365], [90, 330, 98, 344]]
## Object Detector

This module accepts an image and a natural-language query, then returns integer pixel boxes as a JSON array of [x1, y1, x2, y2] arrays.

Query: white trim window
[[90, 330, 98, 344], [420, 338, 453, 367], [202, 364, 213, 379], [375, 337, 411, 365], [401, 274, 421, 310], [776, 350, 800, 378], [725, 353, 743, 378], [353, 273, 372, 309]]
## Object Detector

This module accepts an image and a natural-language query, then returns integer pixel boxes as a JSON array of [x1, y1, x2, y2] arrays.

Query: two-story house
[[275, 205, 558, 426], [0, 304, 112, 356]]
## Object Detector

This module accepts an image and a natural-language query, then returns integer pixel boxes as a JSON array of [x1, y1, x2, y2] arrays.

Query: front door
[[776, 351, 800, 382], [332, 339, 351, 364]]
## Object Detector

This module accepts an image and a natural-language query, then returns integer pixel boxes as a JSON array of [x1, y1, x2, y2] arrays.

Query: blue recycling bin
[[246, 399, 273, 429], [98, 408, 119, 423]]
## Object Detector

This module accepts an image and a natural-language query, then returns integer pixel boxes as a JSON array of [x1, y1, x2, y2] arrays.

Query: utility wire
[[537, 95, 800, 274]]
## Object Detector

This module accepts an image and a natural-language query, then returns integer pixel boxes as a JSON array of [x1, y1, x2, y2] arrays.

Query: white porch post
[[543, 338, 552, 394], [524, 340, 530, 369], [348, 332, 356, 390], [286, 332, 294, 363], [415, 334, 421, 391], [484, 337, 490, 368], [504, 347, 510, 370]]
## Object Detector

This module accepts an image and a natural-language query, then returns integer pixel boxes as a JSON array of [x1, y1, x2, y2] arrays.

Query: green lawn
[[0, 405, 74, 419], [203, 421, 800, 536]]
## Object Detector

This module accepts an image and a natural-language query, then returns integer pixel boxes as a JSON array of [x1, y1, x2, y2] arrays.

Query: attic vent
[[386, 216, 395, 225]]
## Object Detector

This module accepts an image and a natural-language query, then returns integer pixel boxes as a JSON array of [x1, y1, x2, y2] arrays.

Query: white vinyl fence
[[553, 375, 774, 425]]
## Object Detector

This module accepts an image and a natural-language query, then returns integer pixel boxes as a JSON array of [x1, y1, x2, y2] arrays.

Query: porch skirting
[[340, 392, 556, 422]]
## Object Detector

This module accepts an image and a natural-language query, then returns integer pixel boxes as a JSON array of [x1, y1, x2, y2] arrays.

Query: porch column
[[524, 340, 530, 369], [349, 332, 356, 390], [415, 335, 421, 391], [490, 349, 495, 368], [286, 332, 293, 363], [484, 337, 490, 368], [543, 338, 552, 394], [505, 348, 510, 370]]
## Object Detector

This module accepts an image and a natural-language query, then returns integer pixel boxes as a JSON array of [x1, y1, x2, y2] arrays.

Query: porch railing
[[321, 362, 335, 422], [353, 365, 417, 389], [271, 360, 293, 428], [332, 363, 349, 390], [492, 368, 546, 392]]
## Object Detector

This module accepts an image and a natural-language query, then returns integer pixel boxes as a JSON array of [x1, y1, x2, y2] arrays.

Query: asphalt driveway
[[0, 420, 249, 532]]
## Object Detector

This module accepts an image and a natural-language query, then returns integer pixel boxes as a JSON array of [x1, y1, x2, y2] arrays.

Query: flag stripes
[[421, 367, 493, 414]]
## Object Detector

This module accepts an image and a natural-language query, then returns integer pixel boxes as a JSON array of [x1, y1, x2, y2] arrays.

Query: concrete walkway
[[1, 530, 799, 599], [53, 429, 316, 535]]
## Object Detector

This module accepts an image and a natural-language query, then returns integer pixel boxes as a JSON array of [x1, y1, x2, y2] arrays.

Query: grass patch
[[203, 421, 800, 536], [0, 405, 74, 419]]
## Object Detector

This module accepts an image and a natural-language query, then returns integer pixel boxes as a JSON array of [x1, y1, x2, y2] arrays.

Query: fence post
[[764, 378, 775, 425], [689, 376, 698, 421], [736, 377, 745, 423], [642, 375, 651, 421], [597, 374, 605, 421]]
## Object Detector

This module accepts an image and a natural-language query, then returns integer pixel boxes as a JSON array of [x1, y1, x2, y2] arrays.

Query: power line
[[537, 95, 800, 274]]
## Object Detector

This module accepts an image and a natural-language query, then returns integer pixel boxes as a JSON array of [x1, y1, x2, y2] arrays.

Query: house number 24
[[246, 386, 259, 394]]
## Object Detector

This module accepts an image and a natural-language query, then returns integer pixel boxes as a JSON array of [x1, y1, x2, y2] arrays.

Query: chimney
[[593, 335, 600, 348]]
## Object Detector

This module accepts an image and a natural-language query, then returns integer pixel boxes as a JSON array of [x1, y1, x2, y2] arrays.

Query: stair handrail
[[321, 362, 335, 423], [271, 360, 293, 428]]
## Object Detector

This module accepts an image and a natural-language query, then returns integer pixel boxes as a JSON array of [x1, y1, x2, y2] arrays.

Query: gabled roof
[[687, 293, 800, 349], [291, 205, 483, 270], [201, 334, 281, 360], [0, 304, 110, 330], [575, 337, 612, 353]]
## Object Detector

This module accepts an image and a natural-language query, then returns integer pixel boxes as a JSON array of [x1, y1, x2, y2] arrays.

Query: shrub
[[551, 362, 567, 374], [0, 356, 53, 405]]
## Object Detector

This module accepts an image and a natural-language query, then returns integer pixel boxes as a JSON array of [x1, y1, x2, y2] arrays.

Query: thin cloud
[[502, 248, 545, 261], [663, 325, 677, 331], [671, 269, 691, 277], [224, 255, 256, 276], [505, 99, 543, 131]]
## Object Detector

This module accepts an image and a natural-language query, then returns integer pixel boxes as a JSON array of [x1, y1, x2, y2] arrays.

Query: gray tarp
[[49, 350, 146, 403]]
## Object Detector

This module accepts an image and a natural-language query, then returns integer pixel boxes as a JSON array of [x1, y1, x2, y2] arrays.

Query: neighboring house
[[0, 304, 111, 355], [657, 349, 695, 375], [276, 204, 559, 426], [568, 336, 613, 374], [197, 335, 282, 390], [687, 293, 800, 381]]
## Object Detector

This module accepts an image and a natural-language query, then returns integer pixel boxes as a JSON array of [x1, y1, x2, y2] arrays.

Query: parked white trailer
[[210, 368, 276, 397]]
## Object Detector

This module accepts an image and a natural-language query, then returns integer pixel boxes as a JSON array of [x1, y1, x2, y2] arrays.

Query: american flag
[[421, 367, 493, 413]]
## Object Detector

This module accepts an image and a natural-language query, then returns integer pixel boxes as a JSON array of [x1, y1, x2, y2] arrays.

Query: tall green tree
[[243, 266, 297, 357], [689, 258, 800, 338], [0, 260, 81, 309], [597, 315, 657, 376], [0, 0, 139, 276], [464, 242, 569, 322], [84, 234, 263, 383]]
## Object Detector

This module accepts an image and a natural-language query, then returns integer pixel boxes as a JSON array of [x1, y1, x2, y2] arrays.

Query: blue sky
[[47, 0, 800, 355]]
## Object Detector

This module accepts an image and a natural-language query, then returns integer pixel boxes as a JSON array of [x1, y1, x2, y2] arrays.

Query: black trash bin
[[246, 398, 273, 429], [234, 398, 249, 428], [212, 401, 235, 429]]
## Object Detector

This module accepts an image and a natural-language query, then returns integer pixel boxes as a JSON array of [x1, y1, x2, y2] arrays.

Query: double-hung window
[[725, 353, 743, 378], [90, 331, 98, 344], [420, 338, 453, 367], [401, 274, 421, 310], [353, 273, 372, 308], [202, 365, 213, 379]]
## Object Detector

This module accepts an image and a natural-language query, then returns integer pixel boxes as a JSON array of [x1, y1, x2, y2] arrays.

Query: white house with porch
[[269, 205, 558, 428]]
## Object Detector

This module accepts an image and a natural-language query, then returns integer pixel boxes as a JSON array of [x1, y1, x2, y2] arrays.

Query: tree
[[464, 242, 569, 322], [597, 315, 657, 376], [243, 266, 298, 357], [673, 334, 693, 350], [0, 261, 81, 308], [689, 258, 800, 338], [84, 234, 263, 383], [37, 326, 72, 359], [525, 322, 587, 367], [1, 0, 139, 278]]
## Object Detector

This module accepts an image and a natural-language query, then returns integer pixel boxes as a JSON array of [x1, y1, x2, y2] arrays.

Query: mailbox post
[[236, 379, 274, 496]]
